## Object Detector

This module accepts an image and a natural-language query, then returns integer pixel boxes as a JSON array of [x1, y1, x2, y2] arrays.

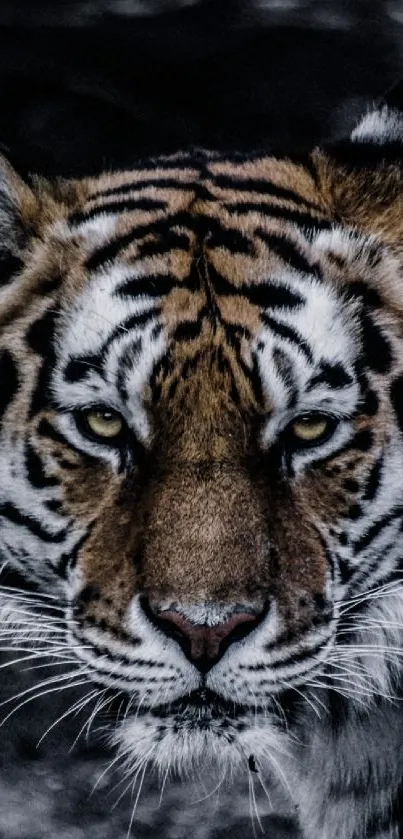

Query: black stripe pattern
[[3, 109, 403, 839]]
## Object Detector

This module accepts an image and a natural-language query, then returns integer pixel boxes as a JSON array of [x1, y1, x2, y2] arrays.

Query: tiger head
[[1, 97, 403, 780]]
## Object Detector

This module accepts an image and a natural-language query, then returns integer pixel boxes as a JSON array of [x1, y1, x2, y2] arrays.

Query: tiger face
[[2, 103, 403, 785]]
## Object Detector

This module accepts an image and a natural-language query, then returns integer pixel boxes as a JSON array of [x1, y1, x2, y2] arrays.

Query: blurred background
[[0, 0, 401, 176], [0, 1, 402, 837]]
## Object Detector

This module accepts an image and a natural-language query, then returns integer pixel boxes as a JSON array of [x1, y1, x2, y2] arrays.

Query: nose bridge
[[140, 458, 270, 603], [155, 336, 259, 465]]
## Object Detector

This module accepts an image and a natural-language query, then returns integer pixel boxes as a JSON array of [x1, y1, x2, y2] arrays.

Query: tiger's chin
[[112, 689, 289, 780]]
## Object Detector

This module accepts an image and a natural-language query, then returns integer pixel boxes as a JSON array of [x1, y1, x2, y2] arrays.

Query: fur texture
[[1, 97, 403, 838]]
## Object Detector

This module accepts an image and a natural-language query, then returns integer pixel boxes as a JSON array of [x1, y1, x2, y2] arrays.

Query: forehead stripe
[[256, 230, 318, 277], [98, 307, 160, 357], [261, 313, 314, 363], [115, 272, 179, 298], [84, 212, 188, 272], [115, 272, 196, 300], [83, 199, 329, 277], [225, 202, 332, 231], [207, 263, 303, 309], [138, 231, 190, 258], [84, 210, 205, 273], [69, 197, 168, 227], [212, 173, 323, 210], [306, 363, 353, 390], [90, 178, 196, 200], [64, 354, 103, 383]]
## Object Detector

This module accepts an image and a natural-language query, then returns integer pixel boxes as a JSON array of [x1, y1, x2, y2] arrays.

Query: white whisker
[[126, 758, 150, 839], [254, 759, 273, 813], [284, 681, 322, 721], [0, 584, 60, 603], [0, 667, 90, 710], [248, 764, 264, 836], [36, 688, 101, 747], [157, 764, 170, 809], [0, 679, 91, 729], [90, 750, 124, 797]]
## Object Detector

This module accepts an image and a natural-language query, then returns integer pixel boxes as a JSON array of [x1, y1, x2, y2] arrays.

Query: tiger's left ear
[[313, 82, 403, 247], [0, 155, 40, 283]]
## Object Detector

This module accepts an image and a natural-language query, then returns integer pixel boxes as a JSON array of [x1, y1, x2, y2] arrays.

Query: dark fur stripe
[[90, 178, 195, 200], [309, 430, 374, 472], [306, 362, 353, 391], [261, 313, 314, 362], [115, 273, 181, 299], [172, 319, 203, 342], [390, 374, 403, 435], [0, 502, 68, 543], [26, 309, 56, 357], [226, 202, 332, 230], [265, 637, 330, 671], [347, 282, 383, 309], [29, 360, 53, 417], [98, 307, 160, 358], [353, 505, 403, 555], [364, 455, 384, 502], [212, 174, 323, 210], [85, 211, 194, 271], [337, 556, 354, 584], [64, 354, 103, 384], [37, 417, 71, 447], [0, 253, 23, 286], [361, 313, 392, 374], [25, 443, 58, 488], [0, 350, 19, 423], [272, 347, 298, 398], [69, 197, 167, 226], [86, 210, 255, 273], [256, 230, 317, 276], [208, 263, 304, 309], [57, 526, 94, 576], [138, 232, 190, 258], [206, 223, 253, 254]]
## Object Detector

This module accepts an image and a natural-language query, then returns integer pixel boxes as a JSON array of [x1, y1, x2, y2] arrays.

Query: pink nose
[[146, 603, 260, 671]]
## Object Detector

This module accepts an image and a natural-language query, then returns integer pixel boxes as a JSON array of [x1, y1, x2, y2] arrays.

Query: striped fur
[[1, 101, 403, 838]]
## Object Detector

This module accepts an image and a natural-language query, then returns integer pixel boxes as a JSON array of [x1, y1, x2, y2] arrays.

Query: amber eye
[[78, 408, 124, 443], [289, 414, 334, 446]]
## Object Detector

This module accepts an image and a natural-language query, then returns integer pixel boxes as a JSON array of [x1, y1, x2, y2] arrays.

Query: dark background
[[0, 2, 402, 837], [0, 0, 401, 177]]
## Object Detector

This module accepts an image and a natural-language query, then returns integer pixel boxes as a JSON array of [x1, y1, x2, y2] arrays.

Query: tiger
[[2, 86, 403, 839]]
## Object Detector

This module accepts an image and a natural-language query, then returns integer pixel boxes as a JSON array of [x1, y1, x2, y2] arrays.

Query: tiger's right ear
[[349, 81, 403, 153], [0, 154, 39, 283]]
